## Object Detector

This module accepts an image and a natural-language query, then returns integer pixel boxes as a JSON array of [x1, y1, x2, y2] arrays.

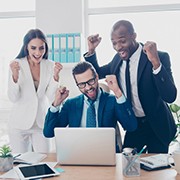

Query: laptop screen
[[54, 128, 116, 166]]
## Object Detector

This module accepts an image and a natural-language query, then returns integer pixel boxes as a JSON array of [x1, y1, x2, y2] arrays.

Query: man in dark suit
[[84, 20, 177, 153], [43, 61, 137, 153]]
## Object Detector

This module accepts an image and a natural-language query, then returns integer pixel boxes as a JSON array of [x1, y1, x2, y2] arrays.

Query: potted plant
[[169, 103, 180, 150], [0, 145, 13, 172]]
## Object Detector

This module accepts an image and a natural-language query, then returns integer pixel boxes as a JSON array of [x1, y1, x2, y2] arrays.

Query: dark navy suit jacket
[[43, 90, 137, 138], [84, 46, 177, 147]]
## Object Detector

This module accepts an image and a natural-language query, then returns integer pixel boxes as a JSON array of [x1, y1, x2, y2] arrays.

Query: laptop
[[54, 128, 116, 166]]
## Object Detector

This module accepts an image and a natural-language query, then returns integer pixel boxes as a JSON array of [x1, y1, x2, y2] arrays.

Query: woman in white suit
[[8, 29, 62, 153]]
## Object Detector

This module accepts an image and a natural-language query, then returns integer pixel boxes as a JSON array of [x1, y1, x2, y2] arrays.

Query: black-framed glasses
[[77, 77, 96, 89]]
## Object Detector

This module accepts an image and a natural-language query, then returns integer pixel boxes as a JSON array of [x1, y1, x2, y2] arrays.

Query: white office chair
[[99, 82, 123, 152]]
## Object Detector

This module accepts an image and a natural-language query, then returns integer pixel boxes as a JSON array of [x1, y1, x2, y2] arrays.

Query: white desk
[[45, 153, 179, 180], [0, 153, 179, 180]]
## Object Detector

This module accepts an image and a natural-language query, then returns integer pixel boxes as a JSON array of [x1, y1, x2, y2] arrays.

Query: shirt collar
[[129, 43, 142, 63], [84, 88, 101, 105]]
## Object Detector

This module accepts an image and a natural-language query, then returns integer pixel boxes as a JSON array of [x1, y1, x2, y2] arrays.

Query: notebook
[[13, 152, 47, 165], [140, 154, 173, 171], [54, 128, 116, 166]]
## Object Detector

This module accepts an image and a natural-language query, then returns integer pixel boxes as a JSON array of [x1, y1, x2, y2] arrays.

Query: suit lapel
[[23, 58, 36, 93], [98, 91, 108, 127], [75, 95, 84, 127], [137, 51, 148, 83], [112, 55, 123, 91], [36, 60, 44, 94], [112, 55, 123, 75]]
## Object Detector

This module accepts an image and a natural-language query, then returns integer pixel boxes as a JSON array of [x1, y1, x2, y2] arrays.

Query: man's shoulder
[[100, 90, 116, 100], [158, 50, 169, 58], [66, 94, 84, 103]]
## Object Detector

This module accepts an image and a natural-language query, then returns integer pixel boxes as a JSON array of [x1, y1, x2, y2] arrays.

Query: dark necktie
[[86, 99, 96, 127], [125, 59, 132, 105]]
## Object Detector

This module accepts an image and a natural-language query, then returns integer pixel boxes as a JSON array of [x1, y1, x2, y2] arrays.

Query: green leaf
[[0, 145, 12, 158], [170, 104, 180, 113]]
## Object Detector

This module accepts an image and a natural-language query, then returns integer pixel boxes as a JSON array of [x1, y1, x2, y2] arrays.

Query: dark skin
[[87, 24, 161, 70], [111, 25, 138, 61]]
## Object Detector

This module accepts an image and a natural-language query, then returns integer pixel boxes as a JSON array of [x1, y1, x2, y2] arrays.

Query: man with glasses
[[43, 61, 137, 152]]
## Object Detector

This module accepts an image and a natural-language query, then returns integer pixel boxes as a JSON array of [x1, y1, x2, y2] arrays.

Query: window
[[0, 0, 35, 145], [0, 0, 35, 12], [86, 1, 180, 104], [88, 0, 180, 8], [0, 18, 35, 99]]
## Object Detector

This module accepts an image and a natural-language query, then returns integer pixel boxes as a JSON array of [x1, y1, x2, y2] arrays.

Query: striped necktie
[[86, 99, 96, 127]]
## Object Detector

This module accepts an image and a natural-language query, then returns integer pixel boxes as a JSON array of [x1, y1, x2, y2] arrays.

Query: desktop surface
[[46, 153, 179, 180], [0, 153, 179, 180]]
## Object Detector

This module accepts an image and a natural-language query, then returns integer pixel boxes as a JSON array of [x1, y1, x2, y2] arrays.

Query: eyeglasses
[[76, 77, 96, 89]]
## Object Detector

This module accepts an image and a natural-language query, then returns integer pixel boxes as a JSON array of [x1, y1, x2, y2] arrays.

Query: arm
[[8, 60, 21, 102], [84, 53, 112, 79], [84, 34, 112, 79], [43, 88, 70, 138], [105, 75, 137, 131], [143, 42, 177, 103], [45, 61, 63, 103], [115, 100, 137, 132], [153, 52, 177, 103], [43, 103, 71, 137]]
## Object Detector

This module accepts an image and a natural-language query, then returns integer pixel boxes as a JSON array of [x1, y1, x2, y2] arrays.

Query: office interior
[[0, 0, 180, 151]]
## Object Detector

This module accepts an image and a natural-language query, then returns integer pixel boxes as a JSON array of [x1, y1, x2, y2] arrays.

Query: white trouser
[[8, 128, 50, 154]]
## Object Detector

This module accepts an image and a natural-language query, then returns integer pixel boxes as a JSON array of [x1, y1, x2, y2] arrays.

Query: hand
[[52, 86, 69, 107], [9, 61, 20, 83], [54, 62, 63, 81], [143, 41, 161, 69], [105, 75, 122, 98], [87, 34, 102, 55]]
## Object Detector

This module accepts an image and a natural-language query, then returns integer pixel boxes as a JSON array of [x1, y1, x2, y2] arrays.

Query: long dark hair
[[16, 29, 49, 59]]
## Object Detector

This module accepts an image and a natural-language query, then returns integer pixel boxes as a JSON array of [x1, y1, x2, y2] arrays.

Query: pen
[[125, 145, 147, 173], [13, 160, 32, 165], [13, 154, 21, 159], [138, 145, 147, 156]]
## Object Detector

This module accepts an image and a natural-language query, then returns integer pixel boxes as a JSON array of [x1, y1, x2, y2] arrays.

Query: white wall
[[36, 0, 85, 98], [59, 63, 81, 98], [36, 0, 84, 34]]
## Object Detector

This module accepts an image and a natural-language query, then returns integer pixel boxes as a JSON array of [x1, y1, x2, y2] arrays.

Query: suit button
[[161, 77, 165, 82]]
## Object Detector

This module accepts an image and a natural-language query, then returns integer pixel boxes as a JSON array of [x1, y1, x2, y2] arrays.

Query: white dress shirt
[[119, 43, 161, 117], [50, 88, 126, 127]]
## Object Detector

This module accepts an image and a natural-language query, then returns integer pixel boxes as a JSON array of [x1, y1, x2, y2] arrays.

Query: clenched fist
[[54, 62, 63, 81], [52, 86, 69, 107], [9, 61, 20, 83], [87, 34, 102, 55], [143, 41, 161, 70], [105, 75, 122, 98]]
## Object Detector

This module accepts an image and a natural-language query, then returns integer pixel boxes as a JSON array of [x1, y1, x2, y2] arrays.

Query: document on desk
[[13, 152, 47, 164], [140, 154, 173, 171]]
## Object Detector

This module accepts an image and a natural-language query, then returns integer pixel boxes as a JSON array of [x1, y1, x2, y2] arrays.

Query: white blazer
[[8, 58, 59, 130]]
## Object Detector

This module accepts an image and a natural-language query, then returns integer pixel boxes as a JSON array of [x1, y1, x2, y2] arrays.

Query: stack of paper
[[13, 152, 47, 164], [140, 154, 173, 171]]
